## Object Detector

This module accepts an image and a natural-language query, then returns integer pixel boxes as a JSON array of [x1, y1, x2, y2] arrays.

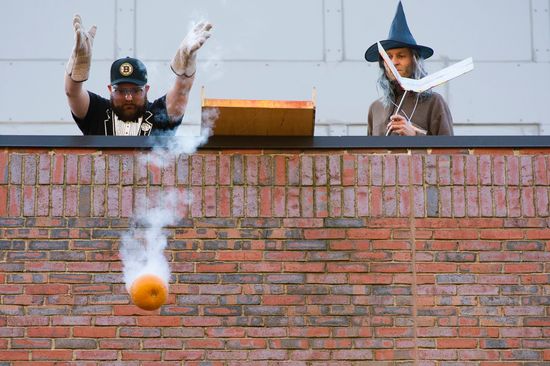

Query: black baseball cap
[[110, 57, 148, 86]]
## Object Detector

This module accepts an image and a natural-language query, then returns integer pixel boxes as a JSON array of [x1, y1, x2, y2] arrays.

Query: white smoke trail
[[121, 107, 219, 295], [120, 193, 177, 292], [145, 107, 219, 166], [120, 15, 220, 298]]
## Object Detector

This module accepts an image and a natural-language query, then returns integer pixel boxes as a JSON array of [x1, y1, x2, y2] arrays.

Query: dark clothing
[[368, 89, 454, 136], [72, 91, 182, 136]]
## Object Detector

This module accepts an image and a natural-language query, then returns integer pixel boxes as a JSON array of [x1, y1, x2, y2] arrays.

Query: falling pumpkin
[[129, 274, 168, 311]]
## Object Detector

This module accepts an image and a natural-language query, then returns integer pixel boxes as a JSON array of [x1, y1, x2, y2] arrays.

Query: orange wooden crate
[[201, 90, 316, 136]]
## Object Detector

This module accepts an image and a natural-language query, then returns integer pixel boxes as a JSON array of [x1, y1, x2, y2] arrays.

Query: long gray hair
[[376, 49, 432, 108]]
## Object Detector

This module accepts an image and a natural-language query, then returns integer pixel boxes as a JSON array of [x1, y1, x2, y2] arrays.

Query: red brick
[[203, 155, 216, 185], [533, 155, 548, 185], [383, 155, 396, 186], [466, 186, 479, 217], [204, 186, 217, 217], [465, 155, 478, 185], [119, 154, 133, 185], [329, 187, 342, 217], [438, 155, 451, 185], [122, 350, 162, 361], [314, 155, 327, 185], [105, 186, 119, 217], [287, 187, 300, 217], [492, 155, 505, 185], [479, 155, 491, 185], [412, 186, 424, 217], [356, 187, 369, 217], [300, 187, 314, 218], [411, 154, 423, 185], [22, 186, 35, 217], [342, 154, 355, 186], [332, 349, 373, 360], [480, 186, 493, 217], [32, 350, 73, 360], [416, 263, 457, 273], [370, 155, 382, 185], [424, 154, 437, 185], [12, 337, 51, 348], [273, 187, 285, 217], [534, 187, 549, 216], [256, 155, 271, 186], [9, 154, 22, 184], [23, 155, 37, 185], [300, 156, 313, 186], [0, 151, 9, 184], [394, 155, 408, 185], [451, 186, 465, 217], [342, 187, 356, 217], [190, 155, 203, 185], [304, 228, 345, 239], [451, 155, 465, 184], [328, 155, 341, 185], [38, 153, 51, 185], [27, 327, 70, 338], [287, 156, 299, 185], [177, 154, 190, 184], [369, 186, 382, 217], [8, 186, 21, 217], [507, 187, 521, 217], [229, 186, 243, 217], [161, 156, 177, 186], [440, 186, 452, 217], [521, 187, 535, 217], [503, 263, 543, 273], [438, 338, 478, 348], [507, 156, 520, 185], [314, 187, 328, 217], [493, 186, 507, 217], [93, 155, 106, 184], [382, 187, 397, 217], [520, 156, 534, 185], [74, 350, 118, 360], [357, 155, 369, 185], [274, 156, 286, 185], [256, 186, 271, 217]]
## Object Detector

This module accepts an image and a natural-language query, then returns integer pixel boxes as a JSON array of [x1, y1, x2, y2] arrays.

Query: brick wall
[[0, 147, 549, 365]]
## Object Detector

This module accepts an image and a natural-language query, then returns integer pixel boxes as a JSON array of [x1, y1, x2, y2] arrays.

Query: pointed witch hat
[[364, 1, 434, 62]]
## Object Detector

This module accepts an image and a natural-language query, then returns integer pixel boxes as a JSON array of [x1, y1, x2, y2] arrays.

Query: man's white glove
[[66, 14, 97, 82], [170, 21, 212, 78]]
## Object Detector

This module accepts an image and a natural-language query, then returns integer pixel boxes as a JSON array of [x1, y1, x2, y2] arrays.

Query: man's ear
[[107, 84, 113, 93], [145, 85, 150, 92]]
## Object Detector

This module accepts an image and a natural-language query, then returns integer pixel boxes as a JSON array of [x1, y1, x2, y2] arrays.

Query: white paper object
[[377, 42, 474, 93]]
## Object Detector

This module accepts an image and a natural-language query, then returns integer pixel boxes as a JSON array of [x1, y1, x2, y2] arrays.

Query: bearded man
[[365, 1, 453, 136], [65, 14, 212, 136]]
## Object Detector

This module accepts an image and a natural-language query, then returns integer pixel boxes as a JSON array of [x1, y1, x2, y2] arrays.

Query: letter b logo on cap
[[119, 63, 134, 77]]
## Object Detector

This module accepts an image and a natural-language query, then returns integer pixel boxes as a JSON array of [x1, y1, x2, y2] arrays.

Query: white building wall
[[0, 0, 549, 136]]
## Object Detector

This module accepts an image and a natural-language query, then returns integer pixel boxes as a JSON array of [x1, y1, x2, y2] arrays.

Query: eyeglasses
[[112, 86, 146, 97]]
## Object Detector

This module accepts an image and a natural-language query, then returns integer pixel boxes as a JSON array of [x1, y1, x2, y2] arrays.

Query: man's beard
[[110, 97, 148, 122]]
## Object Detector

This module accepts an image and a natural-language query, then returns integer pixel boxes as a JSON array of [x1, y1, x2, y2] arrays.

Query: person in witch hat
[[365, 1, 454, 136]]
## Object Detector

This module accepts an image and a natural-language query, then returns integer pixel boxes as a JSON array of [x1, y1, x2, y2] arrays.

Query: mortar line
[[408, 151, 419, 365]]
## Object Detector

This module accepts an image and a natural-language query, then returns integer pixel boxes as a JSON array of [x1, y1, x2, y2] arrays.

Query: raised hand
[[170, 21, 213, 78], [66, 14, 97, 82]]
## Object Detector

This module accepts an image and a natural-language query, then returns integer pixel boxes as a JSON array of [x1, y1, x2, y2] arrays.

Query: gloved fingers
[[73, 14, 82, 30], [88, 25, 97, 40], [74, 26, 83, 49], [188, 35, 211, 53], [191, 21, 213, 35]]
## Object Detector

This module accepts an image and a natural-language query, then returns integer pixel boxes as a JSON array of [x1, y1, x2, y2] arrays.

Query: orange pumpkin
[[129, 274, 168, 311]]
